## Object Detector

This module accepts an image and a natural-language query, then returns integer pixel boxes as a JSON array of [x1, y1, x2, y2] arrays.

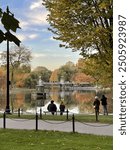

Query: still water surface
[[0, 87, 113, 114]]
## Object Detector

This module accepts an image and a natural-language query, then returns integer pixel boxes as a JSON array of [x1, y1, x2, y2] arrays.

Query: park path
[[0, 118, 112, 136]]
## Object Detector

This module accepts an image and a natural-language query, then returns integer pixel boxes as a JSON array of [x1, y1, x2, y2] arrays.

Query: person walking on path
[[100, 95, 108, 115], [47, 100, 57, 115], [59, 101, 65, 115], [93, 96, 100, 121]]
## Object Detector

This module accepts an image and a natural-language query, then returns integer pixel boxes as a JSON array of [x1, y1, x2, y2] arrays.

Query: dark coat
[[59, 104, 65, 112], [47, 103, 57, 112], [101, 95, 107, 105], [93, 99, 100, 110]]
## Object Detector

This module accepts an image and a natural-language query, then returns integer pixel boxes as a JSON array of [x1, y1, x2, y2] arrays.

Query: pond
[[0, 87, 113, 114]]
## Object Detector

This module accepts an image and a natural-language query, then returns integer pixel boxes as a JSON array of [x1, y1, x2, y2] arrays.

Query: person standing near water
[[100, 95, 108, 115], [93, 96, 100, 121]]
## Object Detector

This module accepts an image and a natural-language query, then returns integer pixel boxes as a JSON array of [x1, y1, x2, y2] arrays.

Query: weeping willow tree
[[43, 0, 113, 86]]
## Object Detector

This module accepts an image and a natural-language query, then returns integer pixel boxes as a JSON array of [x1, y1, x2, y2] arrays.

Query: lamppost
[[5, 7, 11, 113], [2, 6, 21, 113], [5, 37, 10, 113]]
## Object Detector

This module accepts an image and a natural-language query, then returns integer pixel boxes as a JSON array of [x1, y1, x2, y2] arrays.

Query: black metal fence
[[2, 111, 111, 133]]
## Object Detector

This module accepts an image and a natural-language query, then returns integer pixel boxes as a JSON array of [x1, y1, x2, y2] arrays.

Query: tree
[[15, 73, 30, 87], [50, 69, 59, 82], [1, 45, 32, 67], [72, 72, 95, 84], [0, 67, 6, 90], [43, 0, 113, 82], [24, 66, 52, 88], [58, 61, 78, 82], [77, 57, 112, 87], [33, 66, 52, 82], [24, 75, 37, 89], [0, 45, 32, 86]]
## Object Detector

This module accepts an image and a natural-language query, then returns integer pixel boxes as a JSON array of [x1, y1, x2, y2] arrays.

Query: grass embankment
[[0, 129, 112, 150], [0, 113, 113, 124]]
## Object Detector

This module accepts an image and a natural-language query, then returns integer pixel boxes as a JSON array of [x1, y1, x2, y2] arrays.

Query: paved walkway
[[0, 118, 113, 136]]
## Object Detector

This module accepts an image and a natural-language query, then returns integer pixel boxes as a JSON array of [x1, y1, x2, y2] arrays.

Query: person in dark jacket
[[47, 100, 57, 115], [59, 101, 65, 115], [93, 96, 100, 121], [100, 95, 108, 115]]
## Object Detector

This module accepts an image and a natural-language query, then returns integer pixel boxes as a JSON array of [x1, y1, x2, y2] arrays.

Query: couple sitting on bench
[[47, 100, 65, 115]]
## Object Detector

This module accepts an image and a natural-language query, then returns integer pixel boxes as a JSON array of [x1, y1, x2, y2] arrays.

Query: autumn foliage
[[0, 68, 6, 90], [72, 72, 95, 84]]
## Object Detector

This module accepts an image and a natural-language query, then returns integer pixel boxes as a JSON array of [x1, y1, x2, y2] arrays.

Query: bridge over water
[[40, 82, 96, 91]]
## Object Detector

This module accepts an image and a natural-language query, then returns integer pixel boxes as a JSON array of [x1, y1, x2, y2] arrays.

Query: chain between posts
[[2, 112, 111, 132]]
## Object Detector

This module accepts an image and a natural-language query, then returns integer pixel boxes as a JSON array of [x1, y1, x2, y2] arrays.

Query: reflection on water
[[0, 87, 113, 114]]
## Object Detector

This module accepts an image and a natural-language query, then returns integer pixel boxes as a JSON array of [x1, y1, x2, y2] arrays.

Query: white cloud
[[27, 11, 48, 26], [30, 0, 42, 10], [19, 20, 29, 29], [17, 33, 39, 42], [20, 9, 48, 28], [28, 34, 38, 39], [17, 34, 27, 41], [28, 0, 48, 25], [51, 53, 72, 58], [17, 0, 48, 34], [32, 52, 46, 58], [31, 28, 49, 33]]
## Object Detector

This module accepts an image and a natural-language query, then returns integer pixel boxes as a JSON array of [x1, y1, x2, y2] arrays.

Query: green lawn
[[0, 129, 112, 150], [0, 113, 113, 124]]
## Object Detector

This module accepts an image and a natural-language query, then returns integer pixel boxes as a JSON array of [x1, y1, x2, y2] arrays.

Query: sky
[[0, 0, 81, 71]]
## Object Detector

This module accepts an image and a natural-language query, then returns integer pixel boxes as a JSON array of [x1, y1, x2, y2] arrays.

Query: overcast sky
[[0, 0, 81, 71]]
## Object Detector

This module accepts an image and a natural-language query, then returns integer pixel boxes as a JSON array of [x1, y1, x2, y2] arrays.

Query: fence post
[[66, 109, 69, 120], [36, 113, 38, 131], [18, 108, 20, 117], [40, 108, 42, 119], [3, 112, 6, 129], [72, 114, 75, 133]]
